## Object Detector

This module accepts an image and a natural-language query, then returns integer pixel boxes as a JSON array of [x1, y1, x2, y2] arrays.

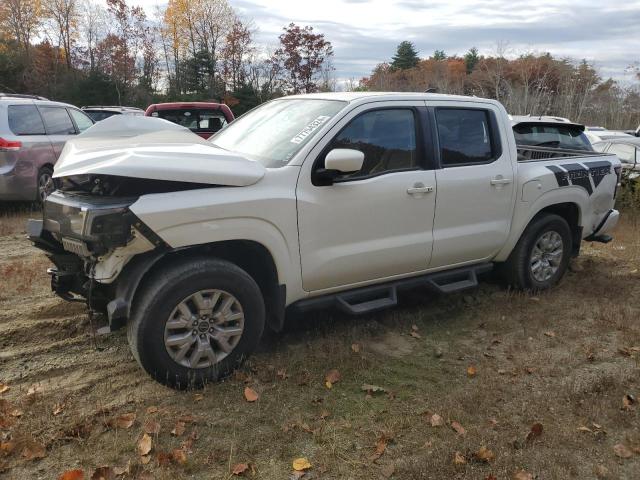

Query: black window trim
[[37, 105, 77, 135], [7, 103, 47, 136], [311, 106, 432, 186], [432, 106, 503, 168]]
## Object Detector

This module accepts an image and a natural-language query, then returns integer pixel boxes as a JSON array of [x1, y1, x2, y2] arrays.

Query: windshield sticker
[[290, 116, 331, 144]]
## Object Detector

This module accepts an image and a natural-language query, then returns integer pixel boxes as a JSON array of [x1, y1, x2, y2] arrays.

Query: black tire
[[36, 166, 54, 204], [127, 257, 265, 389], [500, 213, 572, 290]]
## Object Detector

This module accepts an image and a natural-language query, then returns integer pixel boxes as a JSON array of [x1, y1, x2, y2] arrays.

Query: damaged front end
[[27, 179, 163, 324]]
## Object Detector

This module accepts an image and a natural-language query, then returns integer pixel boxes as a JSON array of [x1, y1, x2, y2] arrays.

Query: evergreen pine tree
[[391, 41, 420, 70]]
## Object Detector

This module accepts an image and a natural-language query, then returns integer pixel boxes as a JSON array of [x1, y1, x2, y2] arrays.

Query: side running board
[[291, 263, 493, 316]]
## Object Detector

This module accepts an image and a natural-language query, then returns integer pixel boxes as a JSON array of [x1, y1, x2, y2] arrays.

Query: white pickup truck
[[28, 92, 621, 389]]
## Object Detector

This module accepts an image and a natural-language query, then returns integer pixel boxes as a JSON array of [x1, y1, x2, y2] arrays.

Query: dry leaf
[[172, 448, 187, 465], [292, 457, 312, 471], [381, 463, 395, 478], [453, 451, 466, 465], [451, 421, 466, 436], [526, 422, 543, 442], [232, 463, 249, 475], [146, 406, 159, 414], [22, 442, 46, 460], [143, 419, 161, 435], [276, 369, 289, 380], [193, 394, 204, 402], [156, 451, 172, 467], [140, 455, 151, 465], [59, 470, 84, 480], [244, 387, 259, 402], [113, 462, 130, 476], [513, 471, 533, 480], [351, 343, 361, 353], [467, 365, 477, 377], [113, 413, 136, 429], [430, 414, 444, 427], [1, 441, 15, 455], [544, 331, 556, 338], [0, 383, 9, 394], [577, 426, 593, 433], [53, 403, 65, 416], [474, 446, 495, 463], [370, 437, 387, 461], [622, 394, 636, 410], [361, 384, 386, 394], [26, 383, 44, 396], [319, 409, 331, 419], [613, 443, 632, 458], [90, 466, 114, 480], [324, 369, 341, 388], [410, 331, 422, 339], [485, 475, 497, 480], [171, 421, 186, 436], [138, 433, 152, 456], [594, 465, 608, 478]]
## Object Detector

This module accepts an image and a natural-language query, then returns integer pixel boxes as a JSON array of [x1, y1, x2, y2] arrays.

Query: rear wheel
[[127, 258, 265, 389], [500, 213, 572, 290], [36, 166, 54, 204]]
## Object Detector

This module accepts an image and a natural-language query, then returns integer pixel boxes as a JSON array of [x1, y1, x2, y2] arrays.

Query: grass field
[[0, 207, 638, 479]]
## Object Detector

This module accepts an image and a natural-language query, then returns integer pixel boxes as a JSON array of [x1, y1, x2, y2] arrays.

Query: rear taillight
[[0, 137, 21, 151]]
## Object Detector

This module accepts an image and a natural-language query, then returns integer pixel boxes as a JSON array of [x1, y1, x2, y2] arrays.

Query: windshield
[[210, 99, 347, 167], [151, 109, 228, 133], [513, 123, 593, 151]]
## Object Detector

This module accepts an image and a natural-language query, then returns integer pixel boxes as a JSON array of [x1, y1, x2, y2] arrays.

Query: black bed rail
[[517, 145, 605, 162]]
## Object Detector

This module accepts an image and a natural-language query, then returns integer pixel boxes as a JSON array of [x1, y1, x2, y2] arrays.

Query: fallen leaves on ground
[[622, 394, 636, 410], [171, 448, 188, 465], [453, 451, 466, 464], [143, 419, 161, 435], [370, 437, 388, 462], [26, 383, 44, 397], [137, 433, 152, 456], [0, 383, 9, 394], [193, 394, 204, 402], [474, 446, 495, 463], [544, 331, 556, 338], [467, 365, 477, 377], [613, 443, 633, 458], [171, 421, 186, 436], [58, 470, 84, 480], [108, 413, 136, 430], [90, 466, 113, 480], [381, 463, 395, 478], [244, 387, 259, 402], [21, 441, 46, 460], [324, 369, 340, 389], [351, 343, 361, 353], [232, 463, 249, 475], [451, 421, 466, 436], [526, 422, 543, 442], [146, 406, 159, 414], [53, 403, 65, 416], [429, 413, 444, 427], [292, 457, 312, 471], [361, 384, 386, 394]]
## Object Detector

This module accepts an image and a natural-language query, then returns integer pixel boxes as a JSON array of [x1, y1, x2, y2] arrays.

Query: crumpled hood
[[53, 116, 265, 186]]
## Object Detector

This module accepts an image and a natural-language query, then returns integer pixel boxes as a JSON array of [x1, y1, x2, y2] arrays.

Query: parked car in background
[[82, 106, 145, 122], [592, 138, 640, 179], [585, 126, 633, 144], [0, 93, 94, 202], [145, 102, 234, 139], [622, 125, 640, 137], [511, 115, 593, 151]]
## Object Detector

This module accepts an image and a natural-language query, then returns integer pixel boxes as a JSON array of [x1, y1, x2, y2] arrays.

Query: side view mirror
[[314, 149, 365, 186]]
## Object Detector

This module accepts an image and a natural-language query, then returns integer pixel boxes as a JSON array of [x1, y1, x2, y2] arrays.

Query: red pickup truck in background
[[145, 102, 234, 139]]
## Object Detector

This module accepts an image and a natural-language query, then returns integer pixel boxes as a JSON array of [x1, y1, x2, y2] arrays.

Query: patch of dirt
[[366, 331, 415, 358]]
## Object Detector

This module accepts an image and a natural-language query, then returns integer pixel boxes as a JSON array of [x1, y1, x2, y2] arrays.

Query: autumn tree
[[42, 0, 78, 69], [271, 23, 333, 94], [391, 41, 419, 70], [0, 0, 42, 57], [221, 19, 254, 92]]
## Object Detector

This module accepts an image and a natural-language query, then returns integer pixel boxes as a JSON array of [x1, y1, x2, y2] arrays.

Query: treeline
[[361, 42, 640, 129], [0, 0, 334, 114]]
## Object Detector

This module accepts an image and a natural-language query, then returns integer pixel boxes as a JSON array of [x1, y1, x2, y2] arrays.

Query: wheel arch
[[112, 239, 286, 333]]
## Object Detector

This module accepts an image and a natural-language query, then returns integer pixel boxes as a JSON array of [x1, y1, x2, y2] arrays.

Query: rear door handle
[[490, 176, 512, 186], [407, 182, 434, 195]]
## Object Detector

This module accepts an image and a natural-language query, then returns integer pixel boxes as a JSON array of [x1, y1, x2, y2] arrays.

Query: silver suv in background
[[0, 94, 94, 202]]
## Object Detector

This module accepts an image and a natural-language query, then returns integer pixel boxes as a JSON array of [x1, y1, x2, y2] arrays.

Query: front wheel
[[127, 258, 265, 389], [500, 213, 572, 290]]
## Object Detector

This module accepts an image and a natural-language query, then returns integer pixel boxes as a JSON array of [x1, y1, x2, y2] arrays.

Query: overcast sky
[[140, 0, 640, 84]]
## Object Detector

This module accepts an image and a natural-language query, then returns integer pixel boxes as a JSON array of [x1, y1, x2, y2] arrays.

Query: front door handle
[[490, 176, 512, 186], [407, 182, 434, 195]]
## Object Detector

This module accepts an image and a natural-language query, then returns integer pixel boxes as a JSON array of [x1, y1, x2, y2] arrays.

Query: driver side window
[[327, 109, 418, 180]]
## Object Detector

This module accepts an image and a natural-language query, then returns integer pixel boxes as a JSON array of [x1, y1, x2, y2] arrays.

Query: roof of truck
[[283, 91, 500, 104]]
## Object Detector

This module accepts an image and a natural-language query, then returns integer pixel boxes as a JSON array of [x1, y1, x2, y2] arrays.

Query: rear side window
[[152, 109, 227, 133], [513, 124, 592, 151], [436, 109, 494, 166], [68, 109, 94, 132], [328, 109, 417, 180], [8, 105, 46, 135], [40, 106, 76, 135]]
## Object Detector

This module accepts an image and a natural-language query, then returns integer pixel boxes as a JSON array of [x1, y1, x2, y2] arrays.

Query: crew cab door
[[429, 103, 516, 268], [296, 102, 437, 292]]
